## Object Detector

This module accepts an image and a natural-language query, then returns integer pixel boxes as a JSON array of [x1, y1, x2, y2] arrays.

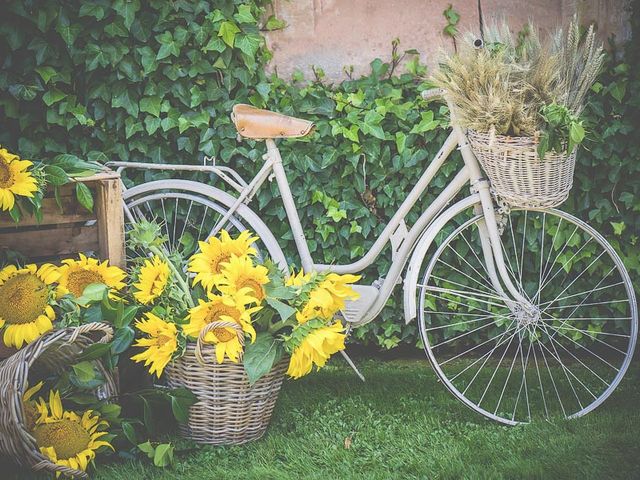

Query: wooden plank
[[0, 224, 100, 258], [95, 177, 126, 268], [0, 196, 95, 228]]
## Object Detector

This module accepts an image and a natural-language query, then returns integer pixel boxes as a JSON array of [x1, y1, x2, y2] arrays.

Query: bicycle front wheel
[[419, 208, 637, 425]]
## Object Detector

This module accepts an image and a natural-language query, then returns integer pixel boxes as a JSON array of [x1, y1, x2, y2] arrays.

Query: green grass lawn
[[3, 356, 639, 479]]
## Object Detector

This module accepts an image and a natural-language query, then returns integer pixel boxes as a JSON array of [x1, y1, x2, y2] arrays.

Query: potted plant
[[126, 221, 360, 445], [433, 18, 604, 208]]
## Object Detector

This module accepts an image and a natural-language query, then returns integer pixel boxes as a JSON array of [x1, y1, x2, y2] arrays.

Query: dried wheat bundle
[[433, 17, 603, 137]]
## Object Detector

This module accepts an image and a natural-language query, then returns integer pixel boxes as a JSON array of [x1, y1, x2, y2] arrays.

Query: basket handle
[[195, 321, 245, 365], [66, 322, 114, 345]]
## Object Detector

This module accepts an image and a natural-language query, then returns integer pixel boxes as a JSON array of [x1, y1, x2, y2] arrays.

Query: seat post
[[265, 139, 314, 272]]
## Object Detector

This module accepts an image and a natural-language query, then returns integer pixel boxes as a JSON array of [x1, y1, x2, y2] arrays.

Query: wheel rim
[[123, 190, 270, 262], [419, 208, 637, 424]]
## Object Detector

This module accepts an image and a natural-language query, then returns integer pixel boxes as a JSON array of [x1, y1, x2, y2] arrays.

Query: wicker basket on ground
[[0, 323, 117, 479], [467, 129, 576, 209], [165, 321, 287, 445]]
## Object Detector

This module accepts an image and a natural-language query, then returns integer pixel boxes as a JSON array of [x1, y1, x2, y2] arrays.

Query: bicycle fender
[[402, 194, 480, 324]]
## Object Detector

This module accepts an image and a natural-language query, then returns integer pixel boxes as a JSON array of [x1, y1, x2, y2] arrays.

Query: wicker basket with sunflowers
[[126, 221, 360, 445]]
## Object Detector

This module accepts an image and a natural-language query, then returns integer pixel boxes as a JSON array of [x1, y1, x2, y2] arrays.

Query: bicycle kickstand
[[340, 349, 365, 382]]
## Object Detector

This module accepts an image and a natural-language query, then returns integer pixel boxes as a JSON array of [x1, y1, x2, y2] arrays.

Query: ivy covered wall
[[1, 0, 638, 349]]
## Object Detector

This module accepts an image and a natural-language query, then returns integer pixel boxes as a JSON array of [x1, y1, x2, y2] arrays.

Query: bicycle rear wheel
[[418, 208, 637, 425], [122, 179, 287, 269]]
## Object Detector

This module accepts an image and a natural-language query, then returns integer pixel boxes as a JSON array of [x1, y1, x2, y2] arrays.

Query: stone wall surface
[[264, 0, 632, 81]]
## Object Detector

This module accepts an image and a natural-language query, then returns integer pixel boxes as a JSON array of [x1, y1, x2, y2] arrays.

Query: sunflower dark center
[[0, 273, 47, 324], [211, 327, 236, 342], [33, 419, 91, 460], [66, 270, 103, 297], [237, 278, 264, 300], [0, 160, 13, 188], [204, 304, 240, 326], [209, 253, 231, 274]]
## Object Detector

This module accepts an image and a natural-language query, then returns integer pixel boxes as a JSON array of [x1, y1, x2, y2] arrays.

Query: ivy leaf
[[610, 221, 626, 235], [156, 31, 180, 60], [234, 5, 255, 24], [140, 96, 162, 117], [395, 132, 407, 154], [35, 66, 57, 84], [265, 15, 286, 31], [203, 36, 226, 53], [113, 0, 141, 30], [75, 182, 94, 212], [42, 88, 66, 106], [410, 111, 437, 134], [218, 21, 240, 47], [55, 22, 81, 46], [79, 4, 106, 20], [235, 34, 262, 57], [112, 88, 139, 116], [85, 44, 109, 71]]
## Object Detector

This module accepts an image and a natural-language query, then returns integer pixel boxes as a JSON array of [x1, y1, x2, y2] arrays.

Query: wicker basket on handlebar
[[0, 323, 117, 479], [165, 321, 287, 445], [468, 129, 576, 209]]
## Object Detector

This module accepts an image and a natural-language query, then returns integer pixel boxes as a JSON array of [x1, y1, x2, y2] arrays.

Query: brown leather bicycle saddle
[[231, 104, 315, 139]]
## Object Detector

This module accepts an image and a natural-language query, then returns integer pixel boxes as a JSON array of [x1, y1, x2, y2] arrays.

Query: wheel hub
[[514, 303, 541, 328]]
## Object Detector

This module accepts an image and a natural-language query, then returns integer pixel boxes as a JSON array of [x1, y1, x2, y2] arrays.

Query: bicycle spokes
[[419, 209, 637, 425]]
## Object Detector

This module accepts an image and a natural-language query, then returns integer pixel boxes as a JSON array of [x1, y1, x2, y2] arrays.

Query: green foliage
[[538, 102, 585, 158], [0, 1, 638, 352]]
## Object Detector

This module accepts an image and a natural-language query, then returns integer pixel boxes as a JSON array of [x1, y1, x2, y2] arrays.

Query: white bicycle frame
[[112, 91, 530, 327]]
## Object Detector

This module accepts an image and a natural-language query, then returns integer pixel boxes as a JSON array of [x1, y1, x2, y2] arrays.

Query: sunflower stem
[[268, 318, 295, 334]]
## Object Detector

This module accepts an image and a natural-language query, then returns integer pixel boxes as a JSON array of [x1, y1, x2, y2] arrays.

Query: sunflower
[[287, 322, 346, 379], [0, 147, 39, 211], [130, 312, 179, 378], [215, 254, 269, 302], [33, 390, 112, 476], [188, 229, 258, 291], [57, 254, 126, 298], [22, 381, 44, 431], [0, 263, 59, 349], [184, 290, 259, 363], [285, 269, 313, 287], [295, 273, 360, 323], [132, 255, 170, 305]]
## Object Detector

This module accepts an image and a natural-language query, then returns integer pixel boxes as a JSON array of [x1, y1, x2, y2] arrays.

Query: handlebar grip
[[421, 88, 446, 100]]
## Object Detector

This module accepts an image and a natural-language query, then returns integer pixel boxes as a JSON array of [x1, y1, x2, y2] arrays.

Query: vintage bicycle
[[108, 89, 637, 426]]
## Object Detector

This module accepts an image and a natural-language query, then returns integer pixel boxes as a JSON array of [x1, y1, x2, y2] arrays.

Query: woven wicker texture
[[0, 323, 116, 479], [166, 321, 287, 445], [468, 129, 576, 208]]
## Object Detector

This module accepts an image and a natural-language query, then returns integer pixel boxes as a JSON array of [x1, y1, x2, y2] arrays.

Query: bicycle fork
[[458, 128, 539, 326]]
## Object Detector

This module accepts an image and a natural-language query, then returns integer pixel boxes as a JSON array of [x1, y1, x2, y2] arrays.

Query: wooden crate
[[0, 170, 125, 268]]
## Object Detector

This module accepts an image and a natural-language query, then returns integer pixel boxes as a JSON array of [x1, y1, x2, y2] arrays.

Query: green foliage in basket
[[0, 0, 638, 353], [538, 102, 585, 158]]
